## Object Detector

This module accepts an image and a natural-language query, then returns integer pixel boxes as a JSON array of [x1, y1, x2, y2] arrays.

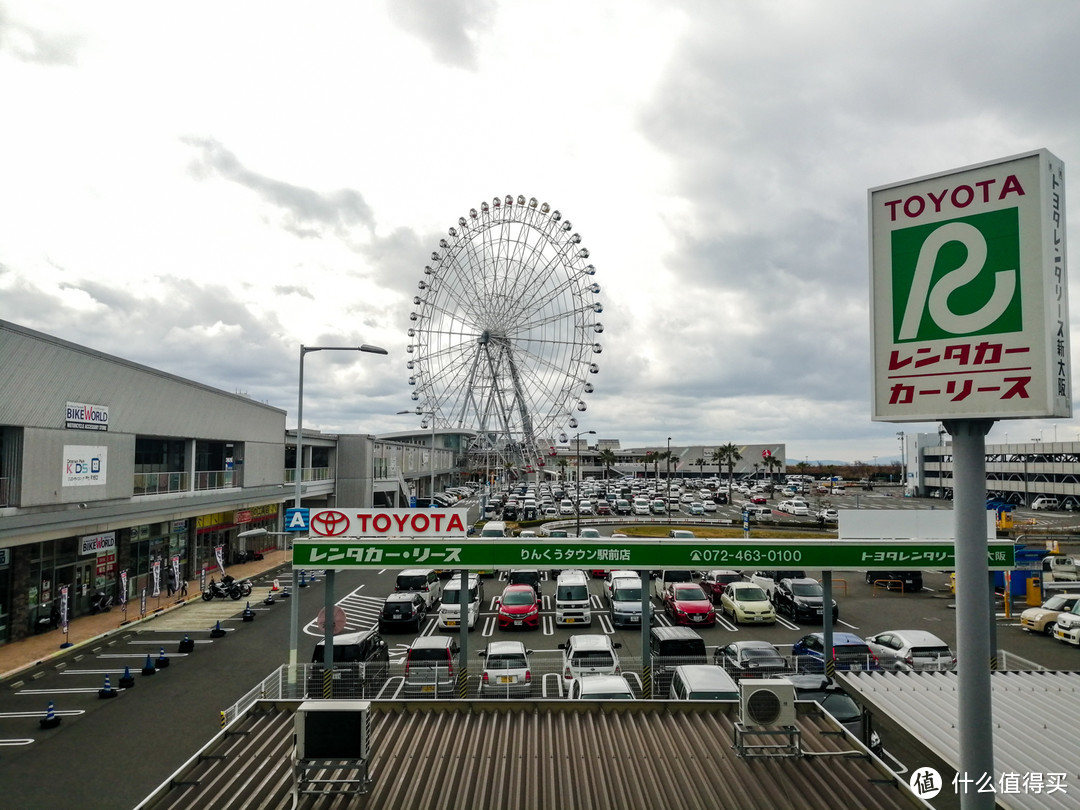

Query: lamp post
[[575, 430, 596, 536], [666, 437, 672, 524], [290, 343, 388, 685], [397, 409, 436, 507]]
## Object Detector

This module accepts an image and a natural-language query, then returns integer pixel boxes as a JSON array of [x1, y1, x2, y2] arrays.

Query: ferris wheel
[[406, 195, 603, 476]]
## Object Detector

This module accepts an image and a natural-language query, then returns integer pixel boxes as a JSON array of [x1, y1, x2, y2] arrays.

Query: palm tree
[[557, 457, 568, 483], [763, 453, 783, 495], [695, 457, 706, 480], [598, 448, 617, 481], [713, 443, 742, 505], [643, 451, 655, 481]]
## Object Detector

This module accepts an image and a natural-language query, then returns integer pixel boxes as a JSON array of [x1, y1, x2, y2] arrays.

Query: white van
[[1032, 497, 1060, 511], [632, 497, 651, 516], [438, 574, 483, 630], [555, 570, 592, 626], [480, 520, 508, 538]]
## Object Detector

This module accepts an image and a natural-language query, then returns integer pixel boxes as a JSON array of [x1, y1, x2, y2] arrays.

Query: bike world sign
[[870, 149, 1070, 421], [292, 537, 1015, 571]]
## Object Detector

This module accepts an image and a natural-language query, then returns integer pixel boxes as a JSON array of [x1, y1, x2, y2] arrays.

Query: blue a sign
[[285, 508, 310, 531]]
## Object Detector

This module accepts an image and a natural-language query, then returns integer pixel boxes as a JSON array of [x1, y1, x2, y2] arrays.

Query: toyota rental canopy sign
[[869, 149, 1070, 422]]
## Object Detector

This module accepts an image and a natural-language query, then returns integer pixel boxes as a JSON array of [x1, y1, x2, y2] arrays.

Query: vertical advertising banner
[[869, 149, 1070, 421], [60, 585, 69, 635], [119, 570, 128, 605], [151, 559, 161, 598], [214, 545, 226, 575]]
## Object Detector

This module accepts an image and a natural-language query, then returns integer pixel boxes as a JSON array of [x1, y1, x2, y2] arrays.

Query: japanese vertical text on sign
[[869, 149, 1070, 421]]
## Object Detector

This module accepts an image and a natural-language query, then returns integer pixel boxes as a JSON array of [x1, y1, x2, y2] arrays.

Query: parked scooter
[[90, 590, 114, 614]]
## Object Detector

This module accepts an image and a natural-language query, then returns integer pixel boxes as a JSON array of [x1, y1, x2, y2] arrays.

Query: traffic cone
[[271, 578, 280, 592], [141, 654, 157, 676], [211, 620, 226, 638], [280, 585, 291, 599], [178, 633, 195, 653], [98, 674, 117, 699], [157, 646, 170, 668], [309, 569, 318, 583], [299, 570, 308, 588], [39, 700, 61, 728], [264, 589, 276, 605], [119, 666, 135, 688], [242, 602, 255, 622]]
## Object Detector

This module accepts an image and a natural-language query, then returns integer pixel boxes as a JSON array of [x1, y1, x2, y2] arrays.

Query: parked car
[[864, 630, 956, 672], [650, 498, 667, 515], [1032, 496, 1060, 510], [687, 502, 705, 516], [749, 570, 807, 601], [578, 499, 594, 515], [714, 640, 788, 679], [663, 582, 716, 627], [702, 499, 718, 512], [748, 493, 767, 505], [578, 528, 602, 539], [558, 634, 622, 682], [792, 632, 881, 673], [395, 568, 442, 608], [403, 636, 459, 698], [789, 674, 882, 755], [495, 583, 541, 630], [773, 577, 839, 622], [377, 591, 428, 633], [506, 569, 542, 599], [608, 575, 651, 628], [865, 570, 923, 592], [720, 581, 777, 625], [1020, 593, 1080, 634], [479, 640, 533, 697], [567, 674, 636, 700], [699, 569, 743, 604], [614, 498, 632, 515]]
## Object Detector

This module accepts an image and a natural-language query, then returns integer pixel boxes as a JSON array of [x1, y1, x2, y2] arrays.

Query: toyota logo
[[311, 510, 350, 537]]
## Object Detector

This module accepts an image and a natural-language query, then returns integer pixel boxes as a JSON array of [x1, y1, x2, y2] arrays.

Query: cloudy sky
[[2, 0, 1079, 464]]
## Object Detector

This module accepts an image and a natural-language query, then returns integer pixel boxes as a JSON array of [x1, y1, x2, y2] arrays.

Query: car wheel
[[1044, 623, 1055, 636]]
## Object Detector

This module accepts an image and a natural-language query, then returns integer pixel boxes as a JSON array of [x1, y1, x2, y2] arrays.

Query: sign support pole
[[947, 418, 996, 810]]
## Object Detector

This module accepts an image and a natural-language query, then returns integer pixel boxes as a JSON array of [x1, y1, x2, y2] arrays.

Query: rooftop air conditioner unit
[[740, 678, 796, 727]]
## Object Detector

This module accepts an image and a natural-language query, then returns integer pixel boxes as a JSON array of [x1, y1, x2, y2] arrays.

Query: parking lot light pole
[[574, 430, 595, 536], [397, 409, 436, 506], [290, 344, 388, 687], [666, 437, 672, 524]]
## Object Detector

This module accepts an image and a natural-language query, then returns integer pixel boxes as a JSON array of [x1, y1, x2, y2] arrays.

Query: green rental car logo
[[891, 208, 1022, 342]]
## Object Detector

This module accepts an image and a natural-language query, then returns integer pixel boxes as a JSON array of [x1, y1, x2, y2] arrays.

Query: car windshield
[[487, 654, 527, 669], [573, 651, 614, 666], [1043, 595, 1075, 610], [502, 590, 536, 606], [674, 585, 707, 601], [558, 585, 589, 600], [736, 587, 768, 602], [743, 648, 782, 661], [791, 583, 823, 597], [800, 691, 860, 723], [612, 586, 642, 601]]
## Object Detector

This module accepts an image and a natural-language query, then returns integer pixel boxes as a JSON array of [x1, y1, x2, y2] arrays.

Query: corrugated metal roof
[[138, 700, 928, 810], [842, 670, 1080, 810]]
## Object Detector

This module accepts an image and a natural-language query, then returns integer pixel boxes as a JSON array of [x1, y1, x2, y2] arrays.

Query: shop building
[[0, 320, 286, 644]]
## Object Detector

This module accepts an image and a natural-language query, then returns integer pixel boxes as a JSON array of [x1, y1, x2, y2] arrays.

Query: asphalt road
[[2, 498, 1078, 808]]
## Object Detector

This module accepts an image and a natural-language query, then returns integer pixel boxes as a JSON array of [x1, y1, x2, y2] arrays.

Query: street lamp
[[397, 409, 436, 507], [290, 343, 388, 684], [574, 430, 596, 536]]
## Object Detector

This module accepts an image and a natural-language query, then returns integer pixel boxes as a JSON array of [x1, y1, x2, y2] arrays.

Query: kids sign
[[869, 149, 1070, 422]]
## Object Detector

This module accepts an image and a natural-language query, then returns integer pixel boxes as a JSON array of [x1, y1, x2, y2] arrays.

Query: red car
[[496, 584, 541, 630], [663, 582, 716, 627], [700, 570, 743, 604], [749, 493, 768, 505]]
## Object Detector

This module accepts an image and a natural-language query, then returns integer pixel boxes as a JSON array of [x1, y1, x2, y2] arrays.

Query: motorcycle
[[202, 577, 243, 601], [90, 591, 114, 614]]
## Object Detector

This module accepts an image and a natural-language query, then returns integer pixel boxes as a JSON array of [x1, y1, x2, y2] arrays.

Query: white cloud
[[1, 0, 1077, 461]]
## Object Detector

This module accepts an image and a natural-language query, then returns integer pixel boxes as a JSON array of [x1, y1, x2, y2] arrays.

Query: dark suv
[[507, 569, 543, 599], [792, 632, 881, 673], [309, 628, 389, 698], [773, 577, 839, 622], [378, 592, 428, 633]]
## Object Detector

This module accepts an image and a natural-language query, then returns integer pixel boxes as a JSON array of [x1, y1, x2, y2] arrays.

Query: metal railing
[[284, 467, 333, 485], [133, 471, 188, 495]]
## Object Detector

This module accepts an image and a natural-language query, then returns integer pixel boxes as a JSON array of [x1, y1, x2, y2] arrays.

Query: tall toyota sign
[[869, 149, 1070, 422]]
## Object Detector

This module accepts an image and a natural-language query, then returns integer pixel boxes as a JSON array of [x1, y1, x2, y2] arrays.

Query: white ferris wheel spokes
[[406, 196, 603, 476]]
